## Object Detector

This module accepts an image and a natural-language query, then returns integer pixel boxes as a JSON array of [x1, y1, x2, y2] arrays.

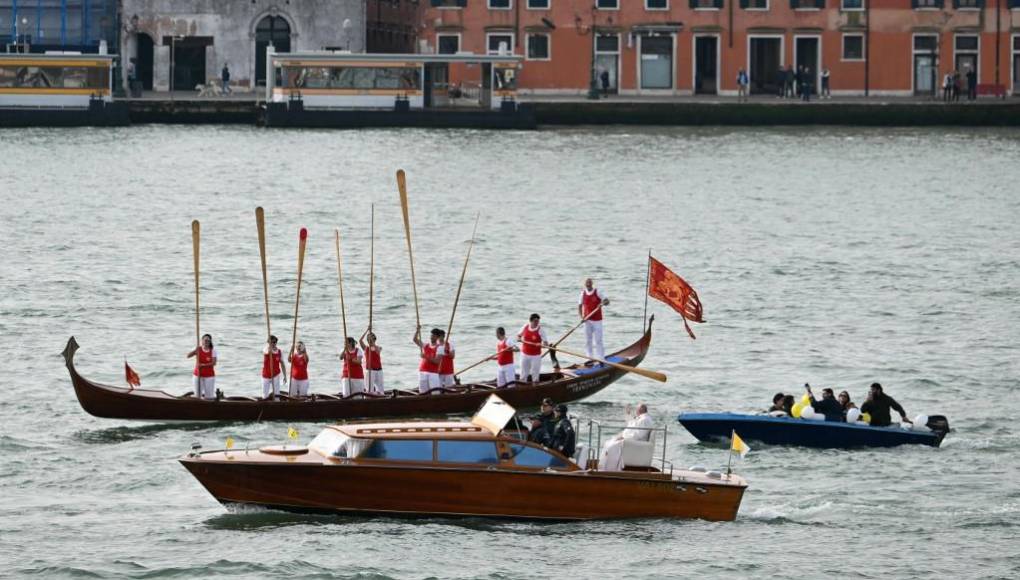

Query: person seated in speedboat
[[782, 395, 795, 416], [550, 404, 576, 457], [805, 384, 843, 422], [860, 383, 911, 427], [838, 390, 857, 419], [767, 393, 788, 416], [528, 415, 552, 446], [599, 404, 653, 471]]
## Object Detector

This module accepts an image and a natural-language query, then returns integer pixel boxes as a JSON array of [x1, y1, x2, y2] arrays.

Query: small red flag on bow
[[125, 361, 141, 388], [648, 256, 704, 339]]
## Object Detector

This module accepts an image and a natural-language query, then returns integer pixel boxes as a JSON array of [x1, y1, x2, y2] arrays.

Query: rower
[[186, 333, 217, 399], [340, 337, 365, 397], [493, 326, 518, 388], [413, 327, 443, 394], [599, 404, 653, 471], [437, 329, 456, 388], [517, 313, 549, 383], [262, 335, 286, 400], [360, 331, 384, 395], [578, 278, 609, 363], [288, 341, 309, 397], [860, 383, 910, 427]]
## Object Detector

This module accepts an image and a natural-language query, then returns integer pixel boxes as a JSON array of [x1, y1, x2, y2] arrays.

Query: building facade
[[420, 0, 1020, 96], [1, 0, 118, 54]]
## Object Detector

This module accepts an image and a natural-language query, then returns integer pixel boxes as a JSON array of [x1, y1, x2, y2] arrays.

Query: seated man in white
[[599, 404, 654, 471]]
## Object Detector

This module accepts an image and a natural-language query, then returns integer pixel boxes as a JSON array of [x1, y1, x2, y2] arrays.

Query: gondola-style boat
[[180, 396, 748, 521], [678, 412, 950, 449], [63, 320, 653, 422]]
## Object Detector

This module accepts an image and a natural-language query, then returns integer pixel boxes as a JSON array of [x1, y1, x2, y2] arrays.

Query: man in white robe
[[599, 404, 654, 471]]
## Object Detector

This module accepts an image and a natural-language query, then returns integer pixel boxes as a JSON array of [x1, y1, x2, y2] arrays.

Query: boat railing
[[580, 418, 670, 474]]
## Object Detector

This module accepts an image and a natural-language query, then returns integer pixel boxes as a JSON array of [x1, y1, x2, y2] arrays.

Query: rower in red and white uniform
[[413, 327, 443, 394], [288, 341, 309, 397], [360, 330, 384, 395], [262, 335, 287, 399], [437, 329, 456, 388], [493, 326, 518, 388], [517, 313, 549, 383], [340, 337, 365, 397], [578, 278, 609, 362], [186, 333, 218, 399]]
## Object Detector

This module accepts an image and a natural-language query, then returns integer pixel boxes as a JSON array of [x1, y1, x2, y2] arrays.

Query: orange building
[[419, 0, 1020, 96]]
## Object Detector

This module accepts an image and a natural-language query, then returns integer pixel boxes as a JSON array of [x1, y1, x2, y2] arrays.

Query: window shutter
[[740, 0, 749, 7]]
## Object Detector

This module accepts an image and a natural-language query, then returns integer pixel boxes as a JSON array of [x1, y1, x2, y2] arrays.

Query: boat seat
[[572, 443, 587, 466], [621, 439, 654, 468]]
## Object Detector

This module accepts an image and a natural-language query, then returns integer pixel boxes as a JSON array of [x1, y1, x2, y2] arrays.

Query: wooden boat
[[179, 413, 747, 521], [63, 321, 653, 422], [677, 412, 950, 449]]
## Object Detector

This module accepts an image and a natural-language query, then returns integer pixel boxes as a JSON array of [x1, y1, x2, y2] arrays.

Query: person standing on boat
[[288, 342, 309, 397], [551, 404, 576, 457], [187, 334, 217, 399], [578, 278, 609, 363], [806, 384, 843, 422], [599, 404, 654, 471], [517, 314, 549, 383], [360, 331, 384, 394], [413, 327, 443, 394], [340, 337, 365, 397], [493, 327, 518, 387], [860, 383, 910, 427], [437, 329, 456, 388], [262, 335, 286, 399]]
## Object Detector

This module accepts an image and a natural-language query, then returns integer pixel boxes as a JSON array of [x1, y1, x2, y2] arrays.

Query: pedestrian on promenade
[[952, 70, 961, 102], [942, 73, 953, 102], [600, 69, 610, 98], [965, 68, 977, 101], [221, 64, 231, 95], [737, 68, 749, 103], [820, 66, 831, 99], [801, 67, 812, 102], [784, 66, 795, 98], [793, 66, 802, 98]]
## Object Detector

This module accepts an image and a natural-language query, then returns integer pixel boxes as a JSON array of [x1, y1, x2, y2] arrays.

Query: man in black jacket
[[550, 404, 576, 457], [860, 383, 911, 427], [806, 384, 843, 422]]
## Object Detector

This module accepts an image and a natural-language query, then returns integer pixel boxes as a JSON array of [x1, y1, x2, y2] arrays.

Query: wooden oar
[[445, 213, 480, 342], [396, 169, 421, 332], [255, 207, 272, 341], [453, 349, 502, 377], [368, 204, 375, 333], [191, 220, 201, 381], [522, 341, 666, 383], [289, 228, 308, 385], [334, 228, 348, 341]]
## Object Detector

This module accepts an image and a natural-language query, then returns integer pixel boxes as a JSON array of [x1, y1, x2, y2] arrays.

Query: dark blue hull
[[677, 413, 946, 449]]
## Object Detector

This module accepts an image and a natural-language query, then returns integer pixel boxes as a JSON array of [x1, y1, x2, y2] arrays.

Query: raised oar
[[445, 213, 480, 343], [289, 228, 308, 386], [191, 220, 201, 367], [396, 169, 421, 332], [541, 303, 605, 361], [453, 349, 503, 378], [368, 204, 375, 333], [255, 207, 272, 341], [522, 341, 666, 383], [334, 228, 348, 341]]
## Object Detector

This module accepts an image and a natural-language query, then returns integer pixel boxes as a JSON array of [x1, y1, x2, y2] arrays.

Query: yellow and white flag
[[225, 436, 235, 450], [287, 426, 299, 440], [731, 431, 751, 458]]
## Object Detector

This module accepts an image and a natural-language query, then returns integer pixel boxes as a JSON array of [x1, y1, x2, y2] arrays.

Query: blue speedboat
[[677, 413, 949, 449]]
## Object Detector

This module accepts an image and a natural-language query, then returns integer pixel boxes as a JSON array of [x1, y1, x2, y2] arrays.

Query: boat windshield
[[309, 428, 370, 458], [508, 443, 570, 469]]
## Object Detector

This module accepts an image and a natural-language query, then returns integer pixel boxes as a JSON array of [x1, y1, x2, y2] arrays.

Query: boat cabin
[[265, 51, 523, 111], [0, 53, 115, 107]]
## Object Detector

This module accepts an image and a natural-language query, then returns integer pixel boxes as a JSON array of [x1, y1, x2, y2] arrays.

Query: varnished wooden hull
[[179, 455, 745, 521], [63, 323, 652, 422]]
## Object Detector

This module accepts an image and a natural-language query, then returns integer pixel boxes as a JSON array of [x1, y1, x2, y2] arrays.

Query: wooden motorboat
[[179, 411, 747, 521], [678, 412, 950, 449], [63, 320, 653, 422]]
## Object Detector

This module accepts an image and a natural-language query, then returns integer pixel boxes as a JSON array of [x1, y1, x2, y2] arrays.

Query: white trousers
[[599, 437, 625, 471], [496, 363, 516, 388], [419, 372, 440, 394], [585, 320, 605, 361], [440, 374, 455, 388], [193, 376, 216, 399], [366, 369, 385, 394], [342, 377, 365, 397], [262, 374, 282, 398], [289, 379, 309, 397], [521, 354, 542, 383]]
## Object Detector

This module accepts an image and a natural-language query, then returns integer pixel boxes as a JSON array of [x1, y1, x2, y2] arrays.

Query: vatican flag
[[287, 426, 299, 440], [731, 431, 750, 458]]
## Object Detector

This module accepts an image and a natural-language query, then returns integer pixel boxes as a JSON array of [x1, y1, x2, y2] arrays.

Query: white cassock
[[599, 412, 654, 471]]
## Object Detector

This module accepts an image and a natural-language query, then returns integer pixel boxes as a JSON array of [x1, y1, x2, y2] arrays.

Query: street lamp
[[342, 18, 353, 51]]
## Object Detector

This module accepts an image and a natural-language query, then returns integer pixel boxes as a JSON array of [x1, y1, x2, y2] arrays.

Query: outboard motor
[[926, 415, 950, 445]]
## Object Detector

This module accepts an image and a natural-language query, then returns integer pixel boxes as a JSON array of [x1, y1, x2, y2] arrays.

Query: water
[[1, 125, 1019, 579]]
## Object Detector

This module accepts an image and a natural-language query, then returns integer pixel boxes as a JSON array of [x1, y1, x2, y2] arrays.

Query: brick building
[[419, 0, 1020, 96]]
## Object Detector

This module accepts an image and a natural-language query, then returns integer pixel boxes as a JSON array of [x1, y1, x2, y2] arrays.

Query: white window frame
[[486, 32, 515, 55], [525, 33, 551, 61], [594, 33, 621, 92], [436, 33, 462, 55], [953, 33, 980, 84], [434, 0, 464, 10], [596, 0, 620, 11], [692, 0, 722, 10], [645, 0, 669, 11], [636, 33, 676, 92], [526, 0, 551, 9], [840, 0, 865, 11], [841, 33, 865, 61], [488, 0, 512, 10], [793, 0, 823, 10], [690, 33, 721, 92], [744, 0, 769, 11], [910, 33, 939, 95]]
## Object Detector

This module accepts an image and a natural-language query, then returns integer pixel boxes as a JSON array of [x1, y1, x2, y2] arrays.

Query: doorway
[[1014, 53, 1019, 95], [749, 37, 782, 95], [955, 54, 977, 79], [256, 16, 291, 86], [794, 36, 819, 94], [137, 33, 154, 90], [595, 34, 620, 94], [640, 35, 673, 90], [694, 36, 718, 95], [168, 37, 211, 92], [913, 54, 936, 96]]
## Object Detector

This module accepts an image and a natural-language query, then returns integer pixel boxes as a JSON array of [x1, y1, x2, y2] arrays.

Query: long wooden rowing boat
[[63, 320, 653, 422]]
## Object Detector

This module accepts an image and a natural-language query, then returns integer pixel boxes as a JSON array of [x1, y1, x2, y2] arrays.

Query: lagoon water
[[1, 125, 1019, 579]]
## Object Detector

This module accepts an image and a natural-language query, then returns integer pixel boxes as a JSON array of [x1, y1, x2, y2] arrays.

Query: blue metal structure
[[677, 412, 949, 449], [1, 0, 116, 53]]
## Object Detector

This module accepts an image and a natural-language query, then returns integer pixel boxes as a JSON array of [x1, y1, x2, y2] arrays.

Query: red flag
[[125, 361, 141, 388], [648, 256, 704, 339]]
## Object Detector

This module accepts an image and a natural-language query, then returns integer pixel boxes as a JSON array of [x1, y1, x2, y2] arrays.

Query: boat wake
[[73, 422, 220, 444]]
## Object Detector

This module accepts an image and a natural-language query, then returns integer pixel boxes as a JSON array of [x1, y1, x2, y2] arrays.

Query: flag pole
[[726, 429, 734, 476], [642, 250, 651, 333]]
